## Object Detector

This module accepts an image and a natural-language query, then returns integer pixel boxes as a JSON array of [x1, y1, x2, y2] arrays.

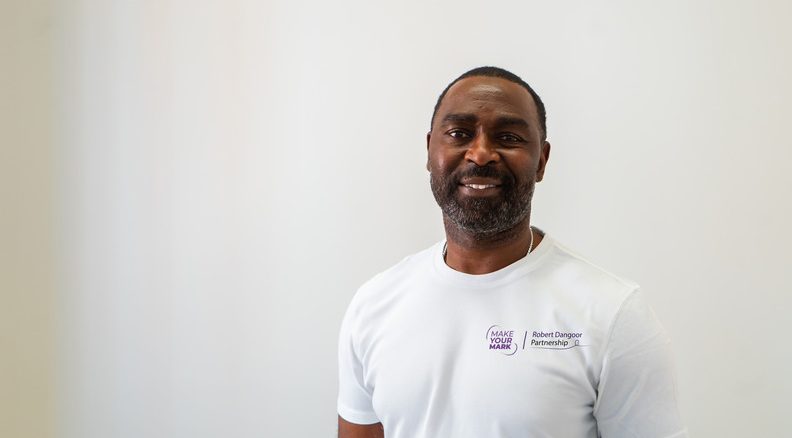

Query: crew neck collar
[[431, 228, 554, 289]]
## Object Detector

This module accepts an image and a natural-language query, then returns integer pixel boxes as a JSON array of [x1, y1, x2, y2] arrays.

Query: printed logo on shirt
[[485, 325, 519, 356], [527, 330, 587, 350], [486, 325, 589, 356]]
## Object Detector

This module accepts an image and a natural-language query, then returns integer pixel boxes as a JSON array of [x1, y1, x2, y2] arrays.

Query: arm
[[594, 290, 688, 437], [338, 296, 383, 436], [338, 416, 384, 438]]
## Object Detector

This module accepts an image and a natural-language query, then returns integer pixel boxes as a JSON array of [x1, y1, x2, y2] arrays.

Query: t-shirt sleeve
[[337, 298, 380, 425], [594, 289, 689, 438]]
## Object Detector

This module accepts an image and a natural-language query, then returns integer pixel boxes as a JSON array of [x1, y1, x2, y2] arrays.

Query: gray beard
[[430, 171, 534, 236]]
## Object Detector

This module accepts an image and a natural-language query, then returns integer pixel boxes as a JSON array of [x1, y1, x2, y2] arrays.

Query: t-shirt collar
[[431, 228, 554, 289]]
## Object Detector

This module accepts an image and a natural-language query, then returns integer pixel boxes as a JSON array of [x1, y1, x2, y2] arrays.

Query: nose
[[464, 134, 500, 166]]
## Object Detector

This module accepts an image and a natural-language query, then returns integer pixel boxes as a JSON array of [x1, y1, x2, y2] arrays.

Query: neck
[[442, 216, 542, 275]]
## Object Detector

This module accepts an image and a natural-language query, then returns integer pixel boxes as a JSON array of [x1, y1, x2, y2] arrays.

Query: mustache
[[454, 165, 514, 185]]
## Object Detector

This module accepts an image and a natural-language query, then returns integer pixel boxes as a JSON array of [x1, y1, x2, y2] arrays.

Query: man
[[337, 66, 687, 438]]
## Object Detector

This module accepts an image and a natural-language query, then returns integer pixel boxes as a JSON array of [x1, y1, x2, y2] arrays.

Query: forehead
[[436, 76, 538, 126]]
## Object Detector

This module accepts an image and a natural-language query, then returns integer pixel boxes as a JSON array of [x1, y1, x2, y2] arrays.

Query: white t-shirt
[[338, 233, 687, 438]]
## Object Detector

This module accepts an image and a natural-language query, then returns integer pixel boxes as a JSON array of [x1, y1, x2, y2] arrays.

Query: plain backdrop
[[3, 0, 791, 437]]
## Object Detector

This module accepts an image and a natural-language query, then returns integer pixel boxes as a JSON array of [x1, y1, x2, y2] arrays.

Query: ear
[[535, 141, 551, 182], [425, 131, 432, 171]]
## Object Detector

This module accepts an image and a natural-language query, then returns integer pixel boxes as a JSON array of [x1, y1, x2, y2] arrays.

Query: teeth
[[466, 184, 495, 189]]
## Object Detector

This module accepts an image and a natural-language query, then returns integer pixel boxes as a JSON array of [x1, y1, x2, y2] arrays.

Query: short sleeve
[[337, 298, 380, 425], [594, 289, 688, 437]]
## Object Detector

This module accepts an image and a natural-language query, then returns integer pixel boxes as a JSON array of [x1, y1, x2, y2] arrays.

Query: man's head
[[431, 66, 547, 141], [427, 67, 550, 236]]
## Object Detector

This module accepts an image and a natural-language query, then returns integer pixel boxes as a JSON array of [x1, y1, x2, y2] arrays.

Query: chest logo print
[[486, 325, 519, 356], [486, 325, 589, 356]]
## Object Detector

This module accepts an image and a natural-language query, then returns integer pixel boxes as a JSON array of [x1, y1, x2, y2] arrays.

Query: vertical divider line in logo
[[522, 330, 527, 349]]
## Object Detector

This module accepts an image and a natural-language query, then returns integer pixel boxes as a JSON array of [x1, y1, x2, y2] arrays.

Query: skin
[[339, 75, 551, 437], [428, 76, 550, 274], [338, 416, 384, 438]]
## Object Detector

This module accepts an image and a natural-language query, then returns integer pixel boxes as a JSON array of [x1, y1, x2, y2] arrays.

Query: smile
[[464, 184, 498, 190]]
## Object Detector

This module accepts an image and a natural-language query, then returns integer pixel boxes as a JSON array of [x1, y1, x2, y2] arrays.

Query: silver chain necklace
[[442, 226, 535, 261]]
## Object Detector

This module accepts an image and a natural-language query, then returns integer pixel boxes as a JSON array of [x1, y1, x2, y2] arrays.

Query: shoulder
[[344, 241, 441, 319], [533, 236, 645, 359], [542, 237, 639, 303]]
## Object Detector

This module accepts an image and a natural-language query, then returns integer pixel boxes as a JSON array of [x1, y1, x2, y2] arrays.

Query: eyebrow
[[440, 113, 530, 129], [494, 116, 530, 129], [441, 113, 478, 125]]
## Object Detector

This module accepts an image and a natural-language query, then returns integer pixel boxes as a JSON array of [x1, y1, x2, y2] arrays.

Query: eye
[[498, 132, 524, 143], [447, 129, 471, 140]]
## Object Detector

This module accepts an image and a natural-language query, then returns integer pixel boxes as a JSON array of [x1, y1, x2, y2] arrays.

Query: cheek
[[502, 155, 539, 184], [428, 149, 460, 175]]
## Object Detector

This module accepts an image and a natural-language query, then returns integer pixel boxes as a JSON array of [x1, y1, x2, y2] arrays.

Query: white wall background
[[52, 0, 792, 437], [2, 1, 55, 437]]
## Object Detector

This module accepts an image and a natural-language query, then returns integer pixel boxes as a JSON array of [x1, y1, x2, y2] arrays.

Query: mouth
[[462, 183, 499, 190], [458, 176, 503, 193], [459, 176, 502, 187], [457, 181, 502, 196]]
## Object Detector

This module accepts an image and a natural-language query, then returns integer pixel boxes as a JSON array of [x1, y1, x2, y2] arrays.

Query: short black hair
[[430, 66, 547, 141]]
